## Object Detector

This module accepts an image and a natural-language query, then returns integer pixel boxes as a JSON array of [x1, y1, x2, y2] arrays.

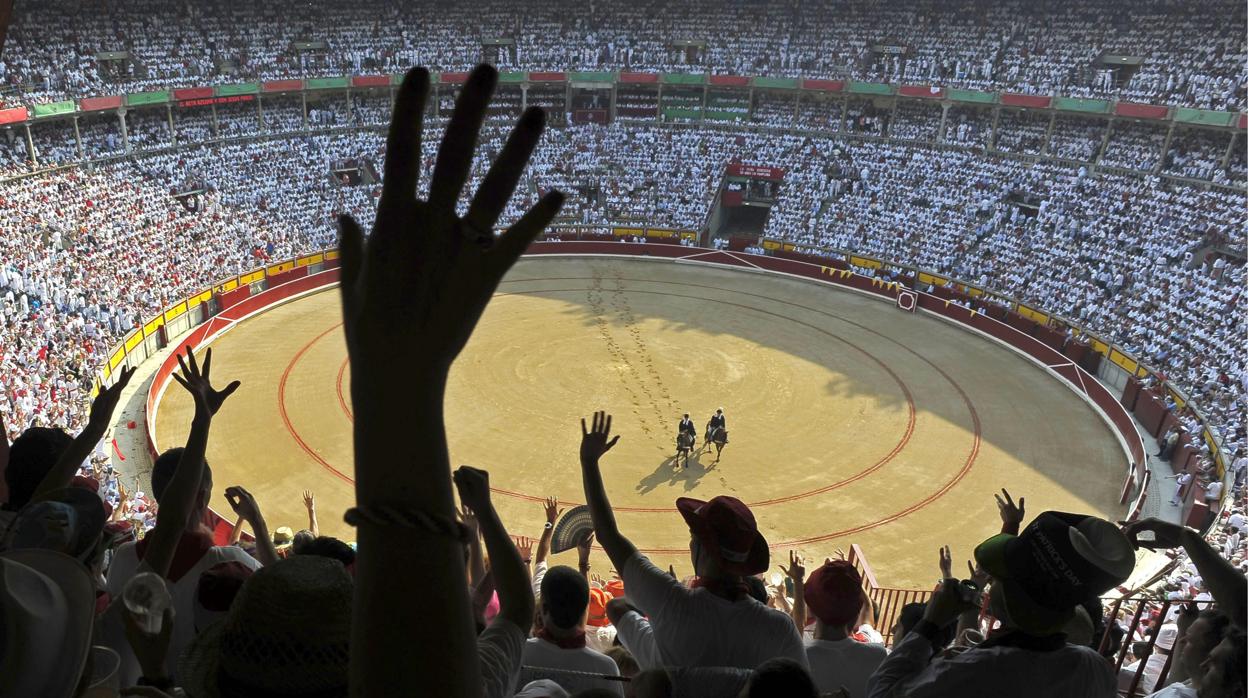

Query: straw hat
[[179, 555, 352, 697], [0, 549, 96, 698]]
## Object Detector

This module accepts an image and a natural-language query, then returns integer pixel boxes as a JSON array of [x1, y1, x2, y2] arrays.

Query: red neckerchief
[[134, 528, 215, 582], [690, 576, 751, 601], [536, 628, 587, 649]]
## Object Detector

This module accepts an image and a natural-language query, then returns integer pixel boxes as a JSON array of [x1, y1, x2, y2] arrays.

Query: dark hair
[[3, 427, 72, 510], [1206, 629, 1247, 698], [151, 447, 212, 503], [540, 565, 589, 630], [744, 575, 768, 604], [295, 536, 356, 567], [292, 529, 317, 553], [1194, 608, 1233, 645], [745, 657, 818, 698]]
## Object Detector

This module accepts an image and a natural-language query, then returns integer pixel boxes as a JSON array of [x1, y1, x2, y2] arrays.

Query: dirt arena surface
[[154, 256, 1127, 588]]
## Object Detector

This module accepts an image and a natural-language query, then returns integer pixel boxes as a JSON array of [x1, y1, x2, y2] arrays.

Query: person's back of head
[[602, 645, 639, 678], [741, 657, 818, 698], [151, 447, 212, 512], [295, 536, 356, 567], [540, 565, 590, 632], [3, 427, 72, 510]]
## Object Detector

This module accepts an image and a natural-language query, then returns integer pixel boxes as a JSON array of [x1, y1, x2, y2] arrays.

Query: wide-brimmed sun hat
[[676, 496, 769, 576], [0, 549, 96, 698], [179, 555, 353, 697]]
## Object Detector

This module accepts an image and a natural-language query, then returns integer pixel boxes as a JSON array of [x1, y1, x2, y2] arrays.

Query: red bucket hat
[[803, 560, 863, 627], [676, 496, 769, 576]]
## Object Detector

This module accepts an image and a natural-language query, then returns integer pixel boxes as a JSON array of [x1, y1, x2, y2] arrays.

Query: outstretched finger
[[337, 214, 365, 311], [465, 107, 546, 230], [381, 67, 430, 210], [186, 347, 199, 376], [202, 348, 213, 381], [488, 190, 564, 277], [429, 65, 496, 215], [220, 381, 241, 401], [581, 417, 588, 436]]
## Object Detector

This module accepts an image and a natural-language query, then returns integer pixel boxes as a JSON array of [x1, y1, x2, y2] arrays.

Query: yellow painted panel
[[1089, 338, 1110, 355], [216, 278, 239, 293], [164, 302, 187, 323], [239, 270, 265, 285], [613, 227, 644, 237], [849, 255, 883, 269], [187, 290, 212, 309], [143, 316, 165, 337], [266, 261, 295, 276], [643, 228, 677, 238], [124, 331, 144, 353], [1108, 349, 1138, 374], [296, 253, 325, 267], [325, 249, 340, 260], [781, 243, 795, 251], [762, 240, 781, 250], [678, 230, 698, 240], [917, 272, 947, 285], [1017, 304, 1050, 324], [109, 347, 126, 371]]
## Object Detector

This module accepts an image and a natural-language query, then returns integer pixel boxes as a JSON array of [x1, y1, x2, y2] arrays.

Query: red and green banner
[[497, 71, 527, 83], [899, 85, 943, 99], [528, 72, 566, 82], [752, 76, 798, 89], [1174, 108, 1235, 127], [32, 100, 76, 117], [1001, 93, 1051, 108], [801, 79, 845, 92], [351, 75, 390, 88], [262, 79, 305, 93], [1114, 102, 1168, 119], [306, 77, 349, 90], [849, 81, 894, 95], [216, 83, 259, 96], [948, 88, 995, 104], [173, 87, 214, 101], [80, 95, 123, 111], [570, 71, 615, 83], [619, 72, 659, 84], [126, 90, 170, 106], [440, 72, 470, 84], [1054, 96, 1109, 113], [662, 73, 706, 85], [708, 75, 750, 87], [0, 106, 28, 124]]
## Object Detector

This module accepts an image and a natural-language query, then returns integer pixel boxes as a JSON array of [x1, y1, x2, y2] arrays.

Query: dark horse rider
[[706, 408, 727, 443], [679, 413, 697, 447]]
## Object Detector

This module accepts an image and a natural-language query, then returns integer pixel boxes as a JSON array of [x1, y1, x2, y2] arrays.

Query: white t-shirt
[[622, 552, 808, 670], [479, 618, 528, 698], [805, 637, 888, 698], [104, 539, 261, 687], [1145, 680, 1198, 698], [520, 637, 623, 696]]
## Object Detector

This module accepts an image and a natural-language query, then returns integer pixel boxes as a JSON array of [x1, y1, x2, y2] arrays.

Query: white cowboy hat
[[0, 549, 96, 698]]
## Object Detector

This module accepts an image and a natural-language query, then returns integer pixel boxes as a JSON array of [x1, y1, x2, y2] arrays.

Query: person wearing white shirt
[[798, 559, 887, 698], [520, 565, 622, 696]]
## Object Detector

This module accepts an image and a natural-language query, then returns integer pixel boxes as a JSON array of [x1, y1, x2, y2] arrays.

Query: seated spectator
[[868, 512, 1136, 697], [577, 410, 807, 670], [521, 565, 623, 695], [797, 558, 887, 698]]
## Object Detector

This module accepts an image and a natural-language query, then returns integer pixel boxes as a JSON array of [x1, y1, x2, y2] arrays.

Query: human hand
[[544, 496, 561, 526], [580, 411, 621, 464], [338, 66, 563, 383], [459, 506, 480, 541], [1122, 517, 1190, 550], [122, 605, 174, 681], [967, 560, 990, 588], [994, 488, 1025, 527], [171, 348, 240, 418], [779, 550, 806, 584], [939, 545, 953, 580], [302, 490, 315, 511], [453, 465, 493, 514], [577, 531, 595, 564], [923, 575, 976, 628], [88, 366, 136, 432], [224, 486, 264, 526], [514, 535, 534, 563]]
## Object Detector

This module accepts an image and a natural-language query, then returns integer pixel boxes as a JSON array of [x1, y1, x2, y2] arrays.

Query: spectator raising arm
[[577, 411, 638, 573], [337, 63, 562, 697], [142, 348, 238, 578], [454, 466, 535, 630], [1124, 518, 1247, 629], [303, 489, 319, 538], [32, 366, 134, 501], [535, 496, 560, 567], [225, 485, 279, 566]]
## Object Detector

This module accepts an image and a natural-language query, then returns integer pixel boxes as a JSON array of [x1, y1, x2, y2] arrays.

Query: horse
[[706, 426, 728, 462], [675, 431, 695, 469]]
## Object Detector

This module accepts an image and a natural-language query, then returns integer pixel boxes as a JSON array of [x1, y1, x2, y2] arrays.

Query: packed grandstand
[[0, 1, 1245, 697]]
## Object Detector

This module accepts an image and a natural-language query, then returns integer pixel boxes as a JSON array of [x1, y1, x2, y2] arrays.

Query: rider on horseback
[[706, 408, 727, 443], [679, 413, 697, 446]]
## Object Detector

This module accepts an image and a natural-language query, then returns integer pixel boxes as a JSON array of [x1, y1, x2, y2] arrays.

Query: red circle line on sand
[[278, 285, 922, 511], [272, 272, 982, 550], [336, 356, 352, 421]]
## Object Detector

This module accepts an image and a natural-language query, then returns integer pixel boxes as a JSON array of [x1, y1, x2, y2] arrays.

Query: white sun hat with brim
[[0, 549, 96, 698]]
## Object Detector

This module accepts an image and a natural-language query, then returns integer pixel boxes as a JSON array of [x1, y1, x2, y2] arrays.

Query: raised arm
[[578, 411, 638, 573], [780, 551, 807, 631], [339, 64, 562, 697], [142, 348, 238, 578], [225, 486, 279, 566], [32, 366, 134, 501], [534, 496, 560, 566], [1124, 518, 1247, 629], [303, 489, 319, 538], [454, 466, 535, 630]]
